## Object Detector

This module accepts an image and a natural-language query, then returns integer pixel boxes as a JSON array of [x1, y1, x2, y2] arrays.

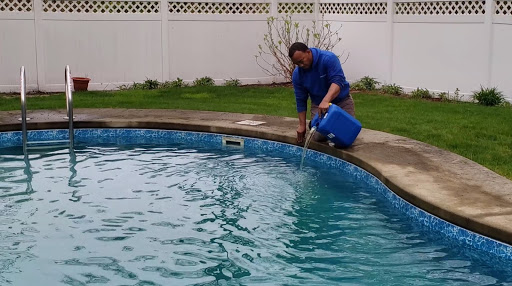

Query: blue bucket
[[310, 104, 362, 147]]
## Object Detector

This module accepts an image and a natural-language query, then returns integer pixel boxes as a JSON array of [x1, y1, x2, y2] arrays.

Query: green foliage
[[145, 79, 160, 90], [193, 76, 215, 87], [118, 84, 132, 91], [138, 79, 160, 90], [381, 83, 403, 96], [451, 88, 463, 102], [159, 81, 173, 89], [131, 82, 146, 90], [116, 77, 218, 90], [161, 78, 188, 88], [351, 76, 380, 91], [436, 92, 449, 101], [410, 88, 432, 99], [360, 76, 380, 90], [224, 78, 241, 87], [256, 14, 346, 81], [350, 81, 366, 91], [120, 78, 161, 90], [436, 88, 464, 102], [472, 86, 505, 106]]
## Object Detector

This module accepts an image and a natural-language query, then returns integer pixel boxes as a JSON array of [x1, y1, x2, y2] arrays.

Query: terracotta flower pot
[[72, 77, 90, 91]]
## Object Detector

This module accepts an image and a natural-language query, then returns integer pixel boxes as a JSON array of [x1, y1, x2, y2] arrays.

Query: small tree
[[255, 14, 347, 82]]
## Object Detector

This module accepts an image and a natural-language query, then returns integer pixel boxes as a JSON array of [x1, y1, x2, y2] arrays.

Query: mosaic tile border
[[1, 128, 511, 260]]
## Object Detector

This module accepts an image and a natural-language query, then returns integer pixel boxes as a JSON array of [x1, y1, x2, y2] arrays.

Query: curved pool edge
[[1, 108, 512, 247]]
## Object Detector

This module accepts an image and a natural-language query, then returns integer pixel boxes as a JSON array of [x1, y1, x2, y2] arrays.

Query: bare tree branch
[[255, 14, 348, 82]]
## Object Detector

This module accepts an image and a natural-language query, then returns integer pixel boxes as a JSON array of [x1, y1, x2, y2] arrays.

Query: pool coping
[[1, 108, 511, 246]]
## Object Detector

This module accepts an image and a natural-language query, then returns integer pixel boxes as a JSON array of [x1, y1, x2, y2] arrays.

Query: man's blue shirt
[[292, 48, 350, 113]]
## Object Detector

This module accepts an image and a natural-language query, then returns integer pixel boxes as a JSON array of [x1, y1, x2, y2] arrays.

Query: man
[[288, 42, 355, 144]]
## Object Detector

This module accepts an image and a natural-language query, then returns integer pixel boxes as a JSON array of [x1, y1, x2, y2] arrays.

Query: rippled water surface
[[0, 143, 510, 286]]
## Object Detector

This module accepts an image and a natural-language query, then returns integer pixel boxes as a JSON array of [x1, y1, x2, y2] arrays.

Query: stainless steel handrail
[[19, 66, 74, 151], [20, 66, 27, 151], [65, 65, 74, 148]]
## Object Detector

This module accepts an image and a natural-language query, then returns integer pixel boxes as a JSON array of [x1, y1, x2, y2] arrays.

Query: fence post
[[271, 0, 278, 18], [161, 0, 170, 82], [33, 0, 45, 91], [386, 0, 394, 84], [484, 0, 494, 87], [314, 0, 319, 22]]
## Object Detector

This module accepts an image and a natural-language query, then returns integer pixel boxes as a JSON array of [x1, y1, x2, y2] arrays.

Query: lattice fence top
[[395, 1, 485, 15], [168, 2, 270, 14], [495, 0, 512, 15], [0, 0, 32, 12], [3, 0, 508, 16], [42, 0, 160, 13], [320, 2, 387, 14], [278, 2, 314, 14]]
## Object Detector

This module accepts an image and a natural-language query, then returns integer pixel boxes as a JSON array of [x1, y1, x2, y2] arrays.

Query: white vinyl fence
[[0, 0, 511, 100]]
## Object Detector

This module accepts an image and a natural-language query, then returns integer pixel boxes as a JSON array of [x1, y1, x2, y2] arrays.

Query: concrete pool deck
[[0, 108, 511, 246]]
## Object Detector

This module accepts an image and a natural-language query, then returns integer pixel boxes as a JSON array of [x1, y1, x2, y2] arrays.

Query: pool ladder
[[20, 65, 74, 151]]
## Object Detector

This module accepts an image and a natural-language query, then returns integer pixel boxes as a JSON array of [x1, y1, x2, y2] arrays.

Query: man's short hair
[[288, 42, 309, 58]]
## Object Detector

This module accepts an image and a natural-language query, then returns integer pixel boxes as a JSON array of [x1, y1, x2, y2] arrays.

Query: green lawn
[[2, 86, 511, 179]]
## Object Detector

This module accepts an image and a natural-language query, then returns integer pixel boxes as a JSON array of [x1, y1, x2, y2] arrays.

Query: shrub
[[255, 14, 347, 82], [118, 84, 131, 91], [410, 88, 432, 99], [119, 82, 145, 90], [438, 88, 464, 102], [134, 82, 147, 89], [161, 78, 187, 88], [451, 88, 463, 102], [120, 78, 191, 90], [436, 92, 448, 101], [351, 76, 380, 91], [381, 83, 403, 96], [224, 78, 241, 87], [193, 77, 215, 87], [350, 81, 365, 91], [122, 79, 161, 90], [141, 79, 160, 90], [360, 76, 380, 90], [472, 86, 505, 106]]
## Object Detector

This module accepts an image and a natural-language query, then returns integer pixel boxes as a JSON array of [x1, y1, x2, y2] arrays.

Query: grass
[[0, 87, 297, 116], [1, 86, 511, 179], [355, 92, 512, 179]]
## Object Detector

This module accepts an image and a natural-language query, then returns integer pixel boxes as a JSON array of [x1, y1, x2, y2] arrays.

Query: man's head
[[288, 42, 313, 70]]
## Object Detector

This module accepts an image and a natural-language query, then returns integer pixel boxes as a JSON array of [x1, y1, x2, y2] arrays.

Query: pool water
[[0, 140, 511, 285]]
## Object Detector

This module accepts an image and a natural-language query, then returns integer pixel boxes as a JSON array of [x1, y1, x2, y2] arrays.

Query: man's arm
[[292, 69, 309, 143], [292, 79, 309, 114], [318, 54, 346, 114], [296, 111, 307, 143], [318, 83, 341, 115]]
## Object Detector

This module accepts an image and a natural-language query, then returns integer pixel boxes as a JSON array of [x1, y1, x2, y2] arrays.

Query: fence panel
[[0, 0, 510, 101]]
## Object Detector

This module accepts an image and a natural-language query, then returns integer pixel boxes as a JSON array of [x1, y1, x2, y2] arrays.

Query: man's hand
[[319, 83, 341, 115], [296, 125, 306, 143], [318, 101, 330, 116]]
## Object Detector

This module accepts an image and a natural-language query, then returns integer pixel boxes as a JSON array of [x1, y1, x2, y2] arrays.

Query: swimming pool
[[0, 129, 511, 285]]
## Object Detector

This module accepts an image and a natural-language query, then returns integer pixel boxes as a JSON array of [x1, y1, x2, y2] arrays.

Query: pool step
[[26, 140, 70, 149]]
